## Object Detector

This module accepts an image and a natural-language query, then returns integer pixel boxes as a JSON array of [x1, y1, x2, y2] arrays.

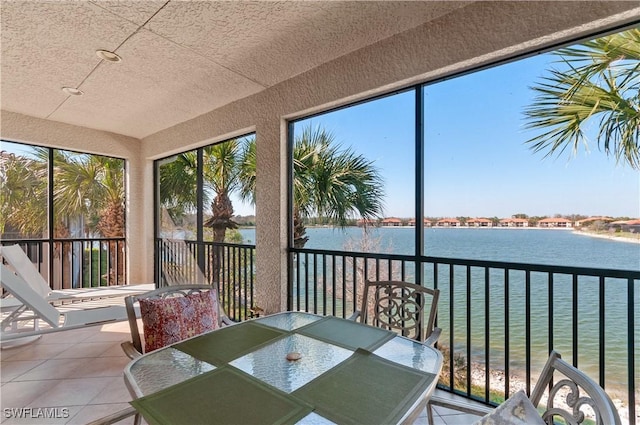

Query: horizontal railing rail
[[155, 238, 256, 322], [1, 238, 126, 290], [289, 246, 639, 425]]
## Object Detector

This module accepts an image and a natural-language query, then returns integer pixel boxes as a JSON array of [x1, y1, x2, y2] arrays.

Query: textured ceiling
[[0, 1, 470, 139]]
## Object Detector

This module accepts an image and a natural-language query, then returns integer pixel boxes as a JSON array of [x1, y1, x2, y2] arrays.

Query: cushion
[[473, 390, 545, 425], [140, 290, 220, 353]]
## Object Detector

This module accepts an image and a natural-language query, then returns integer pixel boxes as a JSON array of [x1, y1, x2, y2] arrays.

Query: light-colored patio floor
[[1, 319, 485, 425]]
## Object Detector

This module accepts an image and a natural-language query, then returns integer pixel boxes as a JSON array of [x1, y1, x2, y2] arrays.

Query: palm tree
[[239, 125, 385, 248], [202, 140, 241, 243], [0, 149, 48, 237], [1, 147, 125, 286], [524, 28, 640, 169], [52, 151, 125, 284]]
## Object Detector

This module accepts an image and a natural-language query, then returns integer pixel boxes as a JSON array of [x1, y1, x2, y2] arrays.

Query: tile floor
[[1, 320, 484, 425]]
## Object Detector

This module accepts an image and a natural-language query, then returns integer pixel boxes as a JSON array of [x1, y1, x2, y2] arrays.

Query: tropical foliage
[[1, 144, 125, 283], [524, 28, 640, 169], [158, 125, 385, 248], [290, 126, 385, 247]]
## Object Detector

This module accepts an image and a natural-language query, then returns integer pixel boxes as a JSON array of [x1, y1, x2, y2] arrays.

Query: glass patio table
[[123, 311, 443, 425]]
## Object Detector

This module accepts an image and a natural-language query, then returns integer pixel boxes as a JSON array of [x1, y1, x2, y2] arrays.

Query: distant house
[[436, 218, 460, 227], [381, 217, 402, 227], [467, 218, 493, 227], [499, 218, 529, 227], [407, 218, 433, 227], [356, 218, 378, 227], [538, 217, 573, 228]]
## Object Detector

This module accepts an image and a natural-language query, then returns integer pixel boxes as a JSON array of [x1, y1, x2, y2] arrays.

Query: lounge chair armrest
[[121, 341, 142, 359], [424, 326, 441, 347], [347, 310, 361, 321]]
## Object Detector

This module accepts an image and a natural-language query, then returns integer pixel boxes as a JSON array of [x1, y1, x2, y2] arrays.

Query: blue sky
[[282, 49, 639, 220]]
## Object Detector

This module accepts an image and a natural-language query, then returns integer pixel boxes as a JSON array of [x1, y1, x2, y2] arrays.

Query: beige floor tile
[[66, 355, 129, 379], [37, 329, 97, 345], [29, 377, 114, 408], [1, 342, 75, 361], [0, 360, 45, 382], [90, 376, 134, 405], [12, 358, 87, 381], [101, 341, 129, 357], [0, 380, 60, 410], [54, 341, 121, 359]]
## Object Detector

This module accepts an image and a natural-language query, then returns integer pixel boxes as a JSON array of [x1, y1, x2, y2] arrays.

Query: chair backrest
[[530, 350, 621, 425], [0, 245, 51, 298], [124, 284, 223, 354], [359, 280, 439, 342], [0, 263, 61, 327]]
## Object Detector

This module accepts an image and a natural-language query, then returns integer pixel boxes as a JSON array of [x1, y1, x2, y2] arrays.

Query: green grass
[[82, 248, 108, 287]]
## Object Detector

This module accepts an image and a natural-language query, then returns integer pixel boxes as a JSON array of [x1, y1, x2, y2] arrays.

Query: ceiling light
[[96, 49, 121, 62], [62, 87, 84, 96]]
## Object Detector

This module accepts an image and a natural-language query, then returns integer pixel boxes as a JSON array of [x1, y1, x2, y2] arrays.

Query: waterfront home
[[435, 218, 461, 227], [499, 218, 529, 227], [408, 218, 433, 227], [538, 217, 574, 228], [466, 218, 493, 227], [381, 217, 403, 227]]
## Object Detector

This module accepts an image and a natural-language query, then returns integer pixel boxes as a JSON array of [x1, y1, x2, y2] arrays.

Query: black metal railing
[[1, 238, 126, 290], [289, 247, 639, 425], [155, 239, 256, 322]]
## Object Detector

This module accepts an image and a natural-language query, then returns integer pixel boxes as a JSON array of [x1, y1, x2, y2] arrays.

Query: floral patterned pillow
[[474, 390, 545, 425], [140, 290, 220, 353]]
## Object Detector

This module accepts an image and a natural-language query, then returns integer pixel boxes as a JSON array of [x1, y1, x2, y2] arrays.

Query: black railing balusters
[[466, 265, 472, 396], [331, 255, 337, 316], [449, 262, 455, 391], [599, 275, 605, 389], [484, 266, 490, 402], [627, 277, 636, 425], [287, 246, 639, 424], [573, 273, 579, 367], [322, 254, 327, 315], [525, 270, 531, 396], [504, 269, 510, 399]]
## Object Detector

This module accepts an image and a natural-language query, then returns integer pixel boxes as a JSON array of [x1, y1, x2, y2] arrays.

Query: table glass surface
[[124, 311, 442, 425], [128, 347, 216, 396], [230, 333, 353, 393], [254, 311, 323, 331]]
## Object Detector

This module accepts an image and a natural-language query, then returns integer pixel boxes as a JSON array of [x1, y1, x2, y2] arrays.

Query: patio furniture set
[[0, 246, 622, 425]]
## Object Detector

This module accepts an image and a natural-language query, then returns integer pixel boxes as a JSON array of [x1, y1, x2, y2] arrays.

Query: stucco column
[[126, 151, 155, 285], [254, 118, 289, 314]]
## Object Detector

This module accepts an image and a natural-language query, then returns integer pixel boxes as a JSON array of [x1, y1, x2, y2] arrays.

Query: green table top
[[127, 312, 441, 425]]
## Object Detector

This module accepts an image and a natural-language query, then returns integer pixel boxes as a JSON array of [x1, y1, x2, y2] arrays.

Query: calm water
[[239, 226, 639, 395]]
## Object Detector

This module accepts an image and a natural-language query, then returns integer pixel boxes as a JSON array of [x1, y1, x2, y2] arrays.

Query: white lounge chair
[[0, 263, 133, 341], [0, 245, 153, 311]]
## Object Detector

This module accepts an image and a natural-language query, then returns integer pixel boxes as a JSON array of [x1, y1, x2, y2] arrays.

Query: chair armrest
[[424, 326, 441, 347], [428, 394, 495, 417], [221, 315, 235, 326], [347, 310, 361, 321], [121, 341, 142, 360]]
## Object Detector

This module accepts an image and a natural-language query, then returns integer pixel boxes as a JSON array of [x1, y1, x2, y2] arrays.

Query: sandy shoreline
[[572, 229, 640, 244]]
